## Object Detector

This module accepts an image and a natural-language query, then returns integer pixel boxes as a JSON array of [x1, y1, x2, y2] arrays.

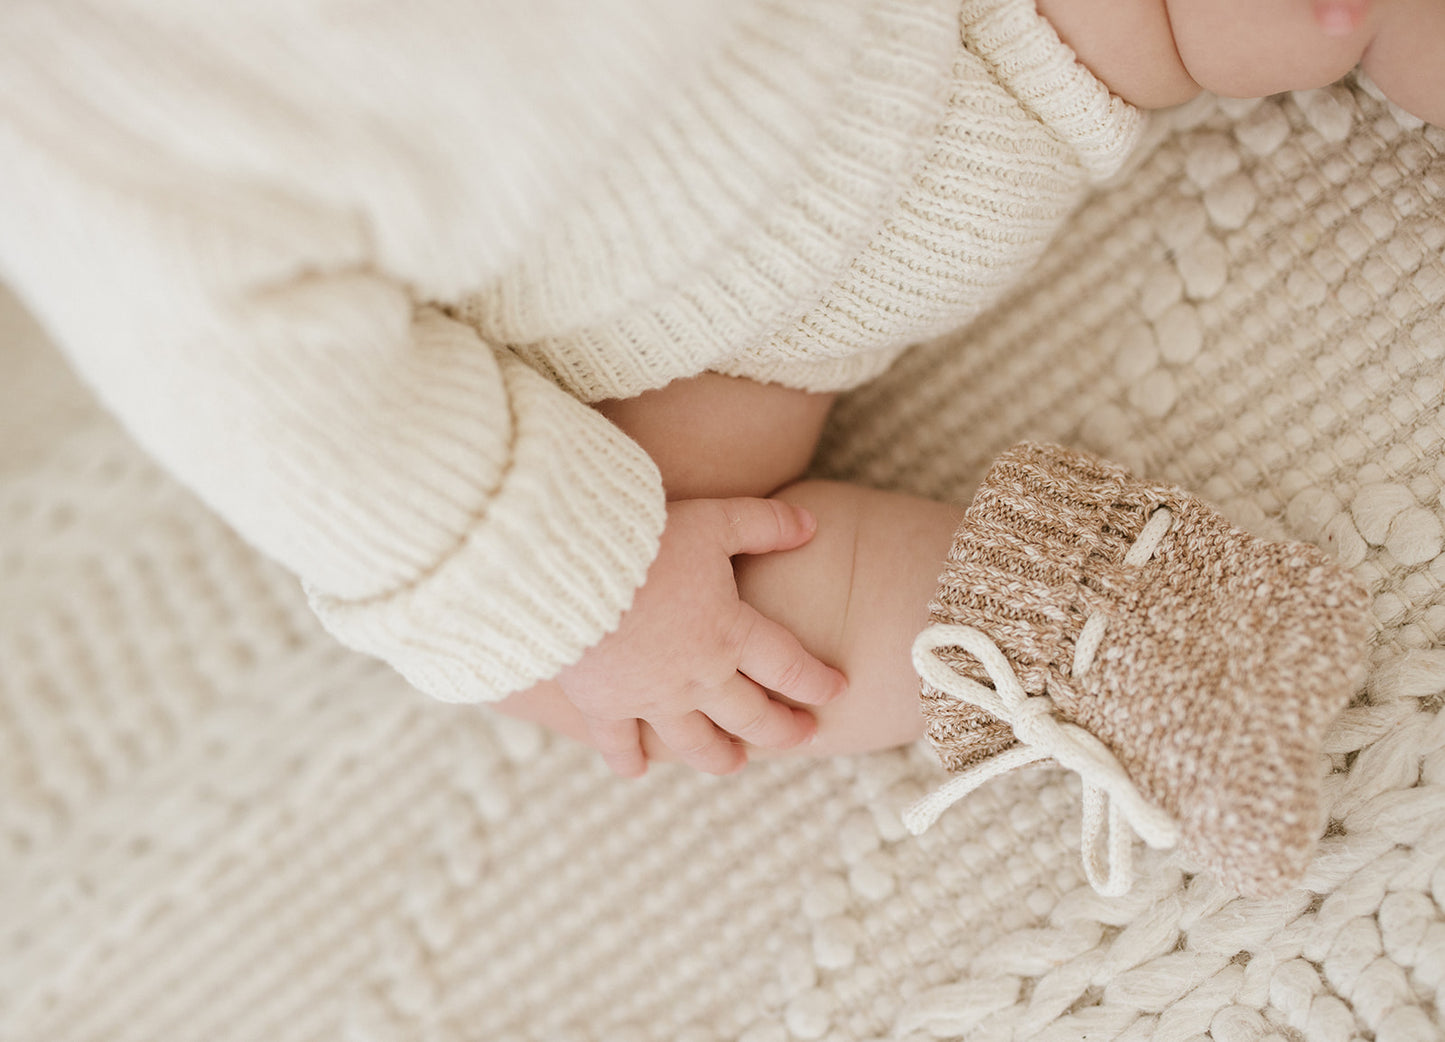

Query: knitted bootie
[[905, 443, 1370, 897]]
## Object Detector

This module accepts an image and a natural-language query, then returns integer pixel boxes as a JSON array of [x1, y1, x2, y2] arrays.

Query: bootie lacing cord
[[903, 507, 1180, 898]]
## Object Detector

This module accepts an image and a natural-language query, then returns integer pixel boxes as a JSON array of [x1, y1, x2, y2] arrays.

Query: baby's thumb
[[714, 497, 817, 557]]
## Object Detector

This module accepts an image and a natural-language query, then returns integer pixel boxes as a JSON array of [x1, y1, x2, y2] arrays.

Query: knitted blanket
[[3, 80, 1444, 1042]]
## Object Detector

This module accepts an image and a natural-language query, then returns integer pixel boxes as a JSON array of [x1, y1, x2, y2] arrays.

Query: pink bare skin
[[1039, 0, 1444, 125]]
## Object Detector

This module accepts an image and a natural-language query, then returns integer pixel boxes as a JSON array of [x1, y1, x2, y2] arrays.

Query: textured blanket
[[3, 80, 1444, 1042]]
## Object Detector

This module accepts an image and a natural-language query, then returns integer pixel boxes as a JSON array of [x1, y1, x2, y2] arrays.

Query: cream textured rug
[[4, 80, 1445, 1042]]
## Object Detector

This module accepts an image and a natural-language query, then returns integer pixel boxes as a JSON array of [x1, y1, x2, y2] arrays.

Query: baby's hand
[[555, 497, 848, 777]]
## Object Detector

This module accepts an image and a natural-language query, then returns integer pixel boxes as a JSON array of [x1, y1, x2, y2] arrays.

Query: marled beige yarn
[[921, 442, 1370, 895], [4, 82, 1445, 1041]]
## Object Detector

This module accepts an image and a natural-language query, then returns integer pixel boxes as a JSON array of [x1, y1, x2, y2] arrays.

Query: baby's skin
[[1041, 0, 1443, 124], [497, 472, 962, 766], [498, 375, 959, 774], [496, 0, 1443, 775]]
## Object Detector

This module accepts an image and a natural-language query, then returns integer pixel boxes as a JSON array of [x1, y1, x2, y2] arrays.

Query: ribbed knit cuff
[[960, 0, 1143, 181], [462, 0, 963, 404], [712, 343, 909, 395], [921, 443, 1167, 772], [307, 352, 666, 702]]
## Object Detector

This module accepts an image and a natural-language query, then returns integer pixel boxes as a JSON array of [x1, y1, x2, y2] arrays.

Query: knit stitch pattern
[[459, 0, 1139, 401], [0, 0, 1134, 708], [4, 81, 1445, 1041], [921, 442, 1370, 895]]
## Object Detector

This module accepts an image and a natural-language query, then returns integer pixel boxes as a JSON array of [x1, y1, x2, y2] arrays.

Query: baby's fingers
[[705, 676, 817, 751], [734, 603, 848, 706], [711, 497, 818, 557], [651, 711, 746, 775], [584, 716, 648, 779]]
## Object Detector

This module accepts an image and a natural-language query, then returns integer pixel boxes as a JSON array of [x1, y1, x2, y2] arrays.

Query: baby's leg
[[496, 479, 961, 759], [733, 480, 961, 755]]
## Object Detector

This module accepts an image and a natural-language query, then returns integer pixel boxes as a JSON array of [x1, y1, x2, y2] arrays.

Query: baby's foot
[[907, 443, 1369, 896]]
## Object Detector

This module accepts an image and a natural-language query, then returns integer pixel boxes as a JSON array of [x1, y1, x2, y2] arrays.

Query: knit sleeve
[[448, 0, 1141, 403], [0, 2, 672, 701], [716, 0, 1146, 392]]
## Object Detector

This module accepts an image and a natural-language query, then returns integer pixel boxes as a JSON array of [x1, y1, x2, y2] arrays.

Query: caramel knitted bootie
[[904, 443, 1370, 897]]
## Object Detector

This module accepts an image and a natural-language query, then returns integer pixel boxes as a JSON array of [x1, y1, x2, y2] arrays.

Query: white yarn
[[1122, 506, 1174, 567], [1071, 614, 1110, 680], [905, 508, 1180, 897]]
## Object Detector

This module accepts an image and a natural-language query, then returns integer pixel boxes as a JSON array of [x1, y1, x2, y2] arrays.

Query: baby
[[495, 0, 1432, 893], [4, 0, 1429, 900], [499, 0, 1441, 772]]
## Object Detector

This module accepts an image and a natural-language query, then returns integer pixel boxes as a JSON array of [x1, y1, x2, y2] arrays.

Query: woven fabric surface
[[4, 79, 1445, 1042]]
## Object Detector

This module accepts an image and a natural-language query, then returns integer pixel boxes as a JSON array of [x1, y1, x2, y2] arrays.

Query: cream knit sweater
[[0, 0, 1140, 702]]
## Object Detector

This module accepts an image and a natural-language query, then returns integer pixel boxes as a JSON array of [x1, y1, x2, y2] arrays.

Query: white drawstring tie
[[903, 508, 1179, 897]]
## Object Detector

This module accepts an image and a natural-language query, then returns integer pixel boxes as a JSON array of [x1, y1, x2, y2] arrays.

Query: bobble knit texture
[[922, 443, 1371, 895]]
